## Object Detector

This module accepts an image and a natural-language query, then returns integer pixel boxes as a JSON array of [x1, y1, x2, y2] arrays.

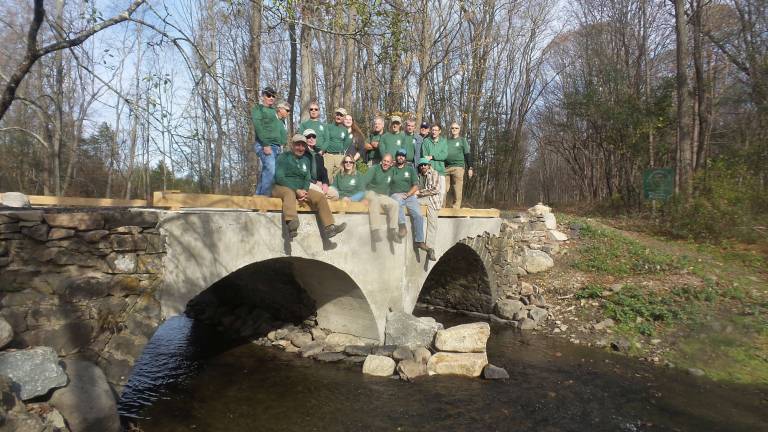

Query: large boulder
[[50, 359, 120, 432], [542, 213, 557, 230], [434, 322, 490, 353], [384, 311, 442, 348], [0, 317, 13, 349], [427, 352, 488, 377], [324, 333, 370, 350], [0, 347, 67, 400], [523, 249, 554, 273], [1, 192, 31, 208], [528, 203, 551, 216], [362, 355, 395, 377]]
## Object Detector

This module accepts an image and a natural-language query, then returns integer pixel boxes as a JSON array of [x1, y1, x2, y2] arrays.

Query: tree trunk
[[299, 2, 314, 122], [674, 0, 693, 199]]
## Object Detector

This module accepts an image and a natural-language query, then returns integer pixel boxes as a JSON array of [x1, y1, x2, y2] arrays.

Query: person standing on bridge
[[321, 108, 353, 184], [421, 124, 448, 205], [252, 87, 289, 196], [362, 153, 400, 243], [272, 134, 347, 240], [380, 116, 414, 164], [391, 148, 433, 259], [405, 118, 422, 163], [445, 122, 474, 208], [365, 116, 386, 165], [416, 157, 441, 261], [299, 101, 328, 152]]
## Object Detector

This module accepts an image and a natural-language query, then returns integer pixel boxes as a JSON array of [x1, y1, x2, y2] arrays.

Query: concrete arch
[[417, 238, 499, 313], [185, 257, 380, 340]]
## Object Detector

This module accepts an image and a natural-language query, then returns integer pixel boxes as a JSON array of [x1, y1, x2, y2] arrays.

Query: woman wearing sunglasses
[[333, 157, 366, 202]]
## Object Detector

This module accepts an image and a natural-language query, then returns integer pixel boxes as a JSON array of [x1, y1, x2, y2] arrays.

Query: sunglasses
[[309, 107, 319, 111], [343, 160, 354, 164], [306, 135, 317, 139], [451, 127, 459, 129], [264, 94, 275, 98], [335, 113, 344, 116]]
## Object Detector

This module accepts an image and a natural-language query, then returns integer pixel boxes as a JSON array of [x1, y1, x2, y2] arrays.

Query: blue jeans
[[255, 143, 281, 195], [345, 191, 365, 202], [391, 193, 425, 243]]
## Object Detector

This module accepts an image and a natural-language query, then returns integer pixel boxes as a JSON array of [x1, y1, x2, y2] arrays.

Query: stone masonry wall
[[0, 208, 166, 391]]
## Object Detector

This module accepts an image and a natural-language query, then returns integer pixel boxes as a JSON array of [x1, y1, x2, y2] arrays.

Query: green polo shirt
[[299, 119, 328, 150], [367, 131, 385, 162], [421, 136, 448, 174], [390, 164, 418, 194], [446, 137, 470, 167], [323, 122, 352, 154], [251, 104, 287, 147], [275, 152, 311, 191], [333, 172, 363, 198], [363, 164, 393, 195], [380, 132, 415, 162]]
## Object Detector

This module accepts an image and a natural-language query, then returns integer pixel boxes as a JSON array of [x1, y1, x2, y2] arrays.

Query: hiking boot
[[287, 219, 300, 238], [416, 242, 436, 261], [325, 222, 347, 238], [370, 229, 383, 242], [398, 224, 407, 238], [388, 228, 401, 243]]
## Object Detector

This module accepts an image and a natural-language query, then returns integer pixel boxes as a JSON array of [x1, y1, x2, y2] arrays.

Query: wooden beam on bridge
[[0, 193, 148, 208], [152, 191, 499, 218]]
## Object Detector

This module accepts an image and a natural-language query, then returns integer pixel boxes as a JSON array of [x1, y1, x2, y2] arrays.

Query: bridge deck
[[0, 191, 500, 218]]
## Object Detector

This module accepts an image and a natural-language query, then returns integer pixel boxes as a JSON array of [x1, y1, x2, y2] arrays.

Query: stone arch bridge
[[0, 193, 558, 388]]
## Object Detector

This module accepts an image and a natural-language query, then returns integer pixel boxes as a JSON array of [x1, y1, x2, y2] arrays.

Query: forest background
[[0, 0, 766, 242]]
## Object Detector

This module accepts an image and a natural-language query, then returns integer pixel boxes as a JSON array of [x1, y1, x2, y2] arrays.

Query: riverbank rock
[[427, 352, 488, 377], [0, 375, 47, 432], [434, 322, 490, 353], [0, 317, 13, 349], [523, 249, 554, 273], [482, 364, 510, 380], [324, 333, 369, 351], [362, 355, 395, 377], [413, 347, 432, 364], [495, 299, 524, 320], [397, 359, 427, 381], [392, 346, 414, 362], [50, 359, 120, 432], [299, 342, 325, 358], [0, 347, 67, 400], [384, 311, 442, 348]]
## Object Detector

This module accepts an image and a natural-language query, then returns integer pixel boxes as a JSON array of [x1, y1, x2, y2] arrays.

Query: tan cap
[[303, 128, 317, 137], [291, 134, 307, 144], [334, 107, 348, 116], [276, 101, 291, 111], [390, 115, 402, 123]]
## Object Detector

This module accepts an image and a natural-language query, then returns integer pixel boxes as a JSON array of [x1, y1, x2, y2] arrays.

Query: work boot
[[287, 219, 300, 238], [389, 228, 401, 243], [325, 222, 347, 239], [416, 242, 437, 261], [398, 224, 407, 239], [370, 229, 383, 242]]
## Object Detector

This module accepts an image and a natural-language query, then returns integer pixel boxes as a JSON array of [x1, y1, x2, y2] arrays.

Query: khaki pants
[[309, 182, 340, 200], [272, 185, 334, 227], [418, 196, 439, 249], [445, 166, 465, 208], [364, 191, 399, 231], [438, 175, 447, 208], [323, 153, 345, 184]]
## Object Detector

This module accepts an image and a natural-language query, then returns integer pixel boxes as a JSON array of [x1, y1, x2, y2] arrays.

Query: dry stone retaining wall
[[0, 208, 166, 390]]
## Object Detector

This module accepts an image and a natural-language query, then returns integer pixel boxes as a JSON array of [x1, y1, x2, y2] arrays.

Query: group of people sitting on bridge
[[252, 86, 475, 261]]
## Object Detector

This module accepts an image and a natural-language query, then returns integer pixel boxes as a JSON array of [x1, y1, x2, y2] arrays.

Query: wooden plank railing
[[1, 191, 500, 218]]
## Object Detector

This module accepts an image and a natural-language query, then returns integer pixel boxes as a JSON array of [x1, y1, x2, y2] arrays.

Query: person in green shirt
[[365, 116, 386, 164], [421, 123, 448, 206], [321, 107, 353, 184], [272, 134, 346, 241], [390, 149, 432, 258], [333, 155, 366, 202], [445, 122, 474, 208], [298, 101, 328, 151], [362, 154, 400, 242], [380, 116, 415, 163], [252, 87, 289, 195]]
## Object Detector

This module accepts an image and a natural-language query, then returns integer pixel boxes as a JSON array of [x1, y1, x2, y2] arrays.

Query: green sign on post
[[643, 168, 675, 201]]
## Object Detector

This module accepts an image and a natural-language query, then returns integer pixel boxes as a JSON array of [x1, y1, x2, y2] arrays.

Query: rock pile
[[255, 311, 508, 382]]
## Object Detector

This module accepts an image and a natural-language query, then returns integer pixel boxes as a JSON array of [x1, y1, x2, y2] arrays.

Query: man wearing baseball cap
[[320, 107, 352, 184], [380, 115, 415, 163], [391, 148, 432, 259], [272, 134, 346, 241], [416, 157, 440, 260], [252, 86, 288, 195]]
